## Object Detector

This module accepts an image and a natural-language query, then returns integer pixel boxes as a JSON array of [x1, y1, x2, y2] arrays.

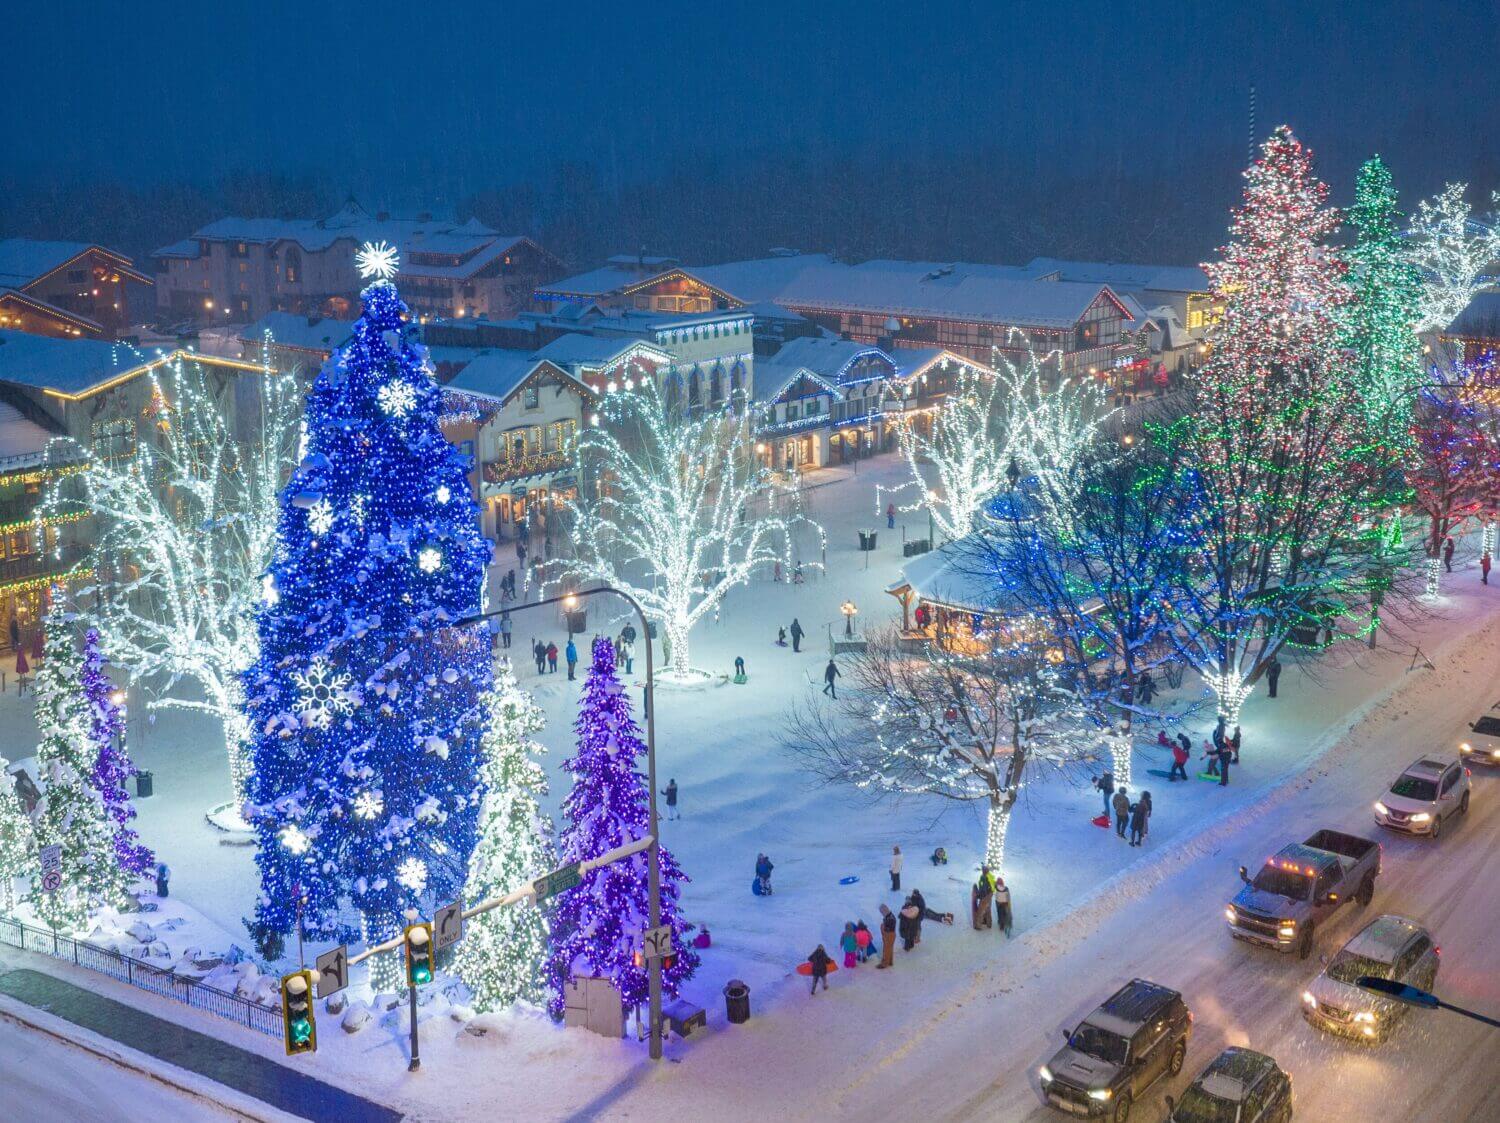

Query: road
[[0, 1014, 237, 1122], [844, 634, 1500, 1122]]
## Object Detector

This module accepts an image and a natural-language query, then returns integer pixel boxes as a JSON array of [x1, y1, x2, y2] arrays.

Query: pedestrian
[[972, 875, 994, 930], [793, 561, 804, 584], [754, 852, 774, 895], [734, 655, 746, 681], [1112, 787, 1130, 838], [1176, 731, 1192, 757], [1266, 655, 1282, 699], [1129, 797, 1148, 846], [546, 642, 559, 673], [533, 639, 546, 675], [499, 610, 512, 649], [1443, 536, 1455, 572], [855, 920, 874, 962], [155, 861, 171, 898], [1218, 743, 1232, 787], [790, 617, 804, 652], [565, 637, 578, 680], [912, 887, 953, 927], [662, 778, 679, 820], [1095, 770, 1115, 818], [806, 944, 833, 994], [1135, 670, 1157, 705], [1157, 729, 1172, 751], [878, 904, 897, 967], [840, 922, 859, 969], [1230, 725, 1242, 764], [993, 876, 1013, 936], [1202, 740, 1219, 777], [1169, 736, 1190, 782], [517, 540, 527, 569], [6, 616, 17, 651], [1484, 553, 1492, 585], [776, 626, 788, 647], [1211, 719, 1227, 757], [621, 623, 637, 646], [930, 846, 948, 866], [889, 845, 903, 891], [898, 897, 921, 951], [621, 636, 635, 674], [886, 502, 896, 529], [823, 658, 841, 698]]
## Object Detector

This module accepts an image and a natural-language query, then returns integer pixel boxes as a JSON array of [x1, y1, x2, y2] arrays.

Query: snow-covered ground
[[3, 451, 1498, 1121]]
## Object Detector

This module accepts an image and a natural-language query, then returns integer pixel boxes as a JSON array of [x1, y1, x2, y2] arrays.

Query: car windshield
[[1251, 865, 1309, 900], [1327, 950, 1392, 985], [1389, 775, 1438, 800], [1069, 1024, 1129, 1065], [1172, 1086, 1237, 1123], [1473, 716, 1500, 737]]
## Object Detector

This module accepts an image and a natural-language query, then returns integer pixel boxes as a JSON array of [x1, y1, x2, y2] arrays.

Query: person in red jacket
[[1169, 736, 1191, 781]]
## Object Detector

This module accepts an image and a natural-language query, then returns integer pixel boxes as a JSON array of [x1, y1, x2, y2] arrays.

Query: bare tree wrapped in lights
[[782, 627, 1111, 873], [566, 377, 823, 680], [1406, 182, 1500, 336], [46, 354, 302, 820], [893, 345, 1112, 542]]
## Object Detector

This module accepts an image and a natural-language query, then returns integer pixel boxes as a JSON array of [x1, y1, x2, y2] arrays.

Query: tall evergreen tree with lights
[[1157, 127, 1413, 724], [544, 638, 697, 1021], [242, 244, 493, 987], [454, 664, 552, 1010], [1345, 156, 1424, 439], [31, 612, 135, 930], [81, 629, 153, 878], [0, 754, 37, 914]]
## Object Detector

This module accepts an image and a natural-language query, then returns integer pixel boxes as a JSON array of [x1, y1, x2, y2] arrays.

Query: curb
[[0, 993, 300, 1123]]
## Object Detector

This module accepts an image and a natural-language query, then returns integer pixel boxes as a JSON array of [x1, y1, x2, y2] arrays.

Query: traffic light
[[280, 969, 317, 1056], [404, 921, 434, 988]]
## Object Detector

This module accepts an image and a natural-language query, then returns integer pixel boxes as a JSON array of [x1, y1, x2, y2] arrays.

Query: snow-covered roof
[[0, 329, 152, 392], [606, 254, 680, 269], [0, 400, 67, 469], [532, 333, 669, 369], [0, 288, 104, 334], [892, 347, 995, 380], [536, 266, 646, 298], [0, 239, 97, 287], [402, 236, 542, 280], [688, 254, 834, 302], [443, 350, 546, 401], [1022, 258, 1210, 295], [852, 259, 1036, 282], [773, 265, 1122, 329], [1446, 290, 1500, 336], [238, 312, 354, 355], [766, 335, 892, 379], [887, 539, 1010, 613]]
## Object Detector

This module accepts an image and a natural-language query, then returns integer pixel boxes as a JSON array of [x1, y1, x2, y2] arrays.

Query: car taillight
[[1465, 768, 1472, 778], [1435, 946, 1441, 957]]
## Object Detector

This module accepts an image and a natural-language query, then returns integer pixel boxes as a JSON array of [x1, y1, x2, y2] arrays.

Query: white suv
[[1460, 713, 1500, 766], [1373, 756, 1470, 838], [1302, 914, 1439, 1043]]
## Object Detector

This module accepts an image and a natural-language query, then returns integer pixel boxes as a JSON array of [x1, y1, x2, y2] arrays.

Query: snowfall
[[4, 453, 1499, 1122]]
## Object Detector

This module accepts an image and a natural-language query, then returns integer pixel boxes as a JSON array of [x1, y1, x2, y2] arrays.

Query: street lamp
[[840, 600, 858, 637], [455, 585, 669, 1060], [1355, 976, 1500, 1029]]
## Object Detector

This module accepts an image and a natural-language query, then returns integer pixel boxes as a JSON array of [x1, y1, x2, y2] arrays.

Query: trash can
[[723, 979, 750, 1024], [135, 770, 153, 798]]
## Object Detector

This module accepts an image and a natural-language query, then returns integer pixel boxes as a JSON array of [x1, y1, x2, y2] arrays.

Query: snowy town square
[[4, 6, 1500, 1122]]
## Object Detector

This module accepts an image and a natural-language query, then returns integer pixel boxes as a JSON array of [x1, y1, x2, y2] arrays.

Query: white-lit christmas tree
[[0, 754, 37, 914], [31, 611, 135, 930], [454, 664, 552, 1010]]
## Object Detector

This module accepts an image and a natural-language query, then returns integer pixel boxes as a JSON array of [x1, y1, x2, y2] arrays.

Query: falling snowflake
[[435, 485, 451, 505], [280, 825, 310, 854], [350, 493, 367, 527], [306, 498, 335, 536], [291, 658, 354, 730], [417, 546, 443, 574], [353, 791, 384, 820], [355, 240, 400, 281], [378, 380, 417, 418], [396, 857, 429, 894], [261, 573, 279, 607]]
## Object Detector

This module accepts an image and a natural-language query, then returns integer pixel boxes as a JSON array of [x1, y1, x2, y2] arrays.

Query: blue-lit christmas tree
[[242, 244, 493, 987], [545, 637, 696, 1021]]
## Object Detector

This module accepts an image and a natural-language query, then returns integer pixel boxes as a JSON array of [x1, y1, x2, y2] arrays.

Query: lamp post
[[455, 584, 667, 1061], [841, 600, 858, 637]]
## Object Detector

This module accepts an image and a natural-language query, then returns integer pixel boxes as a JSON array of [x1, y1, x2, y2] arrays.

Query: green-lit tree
[[454, 665, 552, 1010]]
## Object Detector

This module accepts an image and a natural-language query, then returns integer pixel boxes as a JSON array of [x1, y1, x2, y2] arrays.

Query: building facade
[[0, 240, 151, 339]]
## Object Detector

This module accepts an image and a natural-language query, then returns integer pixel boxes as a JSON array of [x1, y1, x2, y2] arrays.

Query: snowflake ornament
[[417, 546, 443, 574], [353, 791, 384, 820], [280, 824, 310, 854], [396, 857, 429, 893], [377, 380, 418, 418], [291, 657, 355, 730], [307, 498, 335, 536], [435, 485, 451, 505], [355, 240, 400, 281]]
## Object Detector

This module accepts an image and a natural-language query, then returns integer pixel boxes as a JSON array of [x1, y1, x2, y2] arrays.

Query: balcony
[[0, 542, 89, 590], [483, 452, 571, 486]]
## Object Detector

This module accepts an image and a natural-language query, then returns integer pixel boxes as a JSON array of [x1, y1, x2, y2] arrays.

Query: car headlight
[[1039, 1065, 1053, 1084], [1491, 748, 1500, 758], [1088, 1088, 1113, 1101], [1278, 923, 1296, 938], [1410, 812, 1431, 823], [1374, 800, 1389, 816], [1225, 906, 1237, 922], [1460, 742, 1472, 752], [1302, 990, 1318, 1008], [1354, 1011, 1377, 1024]]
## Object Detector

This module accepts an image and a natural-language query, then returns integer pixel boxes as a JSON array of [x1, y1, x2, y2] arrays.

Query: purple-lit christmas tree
[[545, 637, 697, 1020], [81, 629, 153, 877]]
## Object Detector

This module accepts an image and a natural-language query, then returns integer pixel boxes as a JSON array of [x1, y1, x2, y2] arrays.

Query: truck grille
[[1319, 1002, 1350, 1022], [1233, 909, 1283, 938], [1048, 1082, 1093, 1108]]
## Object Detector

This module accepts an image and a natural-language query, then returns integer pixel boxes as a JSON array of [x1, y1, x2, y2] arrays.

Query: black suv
[[1167, 1048, 1292, 1122], [1039, 979, 1193, 1121]]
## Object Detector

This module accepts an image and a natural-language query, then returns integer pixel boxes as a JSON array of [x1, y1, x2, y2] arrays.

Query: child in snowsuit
[[547, 643, 559, 673], [1129, 798, 1148, 846], [1169, 737, 1191, 782], [840, 923, 859, 969], [807, 945, 832, 994], [855, 920, 874, 962], [993, 877, 1013, 936], [754, 853, 774, 895], [878, 905, 897, 967], [930, 847, 948, 866]]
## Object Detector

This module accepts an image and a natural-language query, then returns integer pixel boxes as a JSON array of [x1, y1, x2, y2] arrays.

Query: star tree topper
[[356, 240, 401, 282]]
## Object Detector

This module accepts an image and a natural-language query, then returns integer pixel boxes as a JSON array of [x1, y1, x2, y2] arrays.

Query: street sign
[[640, 924, 673, 962], [433, 899, 464, 951], [533, 862, 583, 902], [314, 945, 348, 998], [39, 844, 62, 894]]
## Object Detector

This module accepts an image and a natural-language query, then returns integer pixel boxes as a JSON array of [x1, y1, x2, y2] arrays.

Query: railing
[[0, 913, 283, 1038], [483, 452, 571, 486]]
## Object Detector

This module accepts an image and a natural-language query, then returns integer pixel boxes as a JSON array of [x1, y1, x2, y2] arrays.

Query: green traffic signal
[[280, 970, 317, 1056], [404, 922, 434, 988]]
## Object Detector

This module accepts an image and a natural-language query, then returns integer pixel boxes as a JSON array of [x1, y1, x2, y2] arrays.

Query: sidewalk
[[0, 967, 401, 1123]]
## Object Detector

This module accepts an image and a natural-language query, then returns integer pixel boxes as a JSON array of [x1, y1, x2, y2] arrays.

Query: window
[[234, 242, 249, 258], [1440, 768, 1459, 794], [238, 261, 248, 274], [1396, 936, 1432, 979], [284, 248, 300, 283], [523, 384, 540, 410], [91, 418, 137, 466]]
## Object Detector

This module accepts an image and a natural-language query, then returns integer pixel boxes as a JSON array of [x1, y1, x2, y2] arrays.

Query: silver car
[[1301, 914, 1438, 1042], [1373, 756, 1470, 838], [1460, 712, 1500, 766]]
